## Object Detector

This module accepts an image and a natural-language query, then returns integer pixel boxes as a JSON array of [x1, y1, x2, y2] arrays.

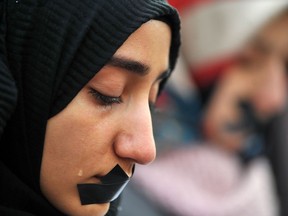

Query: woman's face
[[40, 20, 171, 216], [203, 13, 288, 151]]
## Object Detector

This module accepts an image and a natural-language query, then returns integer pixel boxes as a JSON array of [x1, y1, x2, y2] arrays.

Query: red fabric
[[168, 0, 237, 89], [168, 0, 211, 12], [191, 58, 236, 89]]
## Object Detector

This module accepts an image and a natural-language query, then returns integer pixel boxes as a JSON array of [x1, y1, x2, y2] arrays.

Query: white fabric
[[181, 0, 288, 67], [133, 145, 279, 216]]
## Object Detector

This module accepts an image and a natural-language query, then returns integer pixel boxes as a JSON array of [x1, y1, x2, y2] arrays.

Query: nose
[[252, 57, 287, 116], [114, 102, 156, 165]]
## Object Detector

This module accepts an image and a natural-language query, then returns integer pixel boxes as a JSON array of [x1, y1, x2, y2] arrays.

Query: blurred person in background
[[130, 1, 288, 216]]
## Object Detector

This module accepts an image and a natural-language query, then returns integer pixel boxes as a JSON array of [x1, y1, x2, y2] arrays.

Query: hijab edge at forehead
[[50, 2, 180, 117]]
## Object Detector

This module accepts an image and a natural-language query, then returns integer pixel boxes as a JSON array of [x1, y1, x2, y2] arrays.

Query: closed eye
[[88, 87, 122, 107]]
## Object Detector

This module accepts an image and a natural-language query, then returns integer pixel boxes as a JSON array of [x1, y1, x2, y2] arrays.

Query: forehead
[[112, 20, 172, 72], [256, 12, 288, 48]]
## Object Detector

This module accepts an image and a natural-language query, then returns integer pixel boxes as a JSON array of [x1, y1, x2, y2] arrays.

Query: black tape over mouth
[[77, 164, 134, 205]]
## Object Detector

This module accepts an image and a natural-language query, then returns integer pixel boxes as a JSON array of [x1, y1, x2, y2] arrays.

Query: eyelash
[[88, 88, 122, 107], [88, 87, 159, 113]]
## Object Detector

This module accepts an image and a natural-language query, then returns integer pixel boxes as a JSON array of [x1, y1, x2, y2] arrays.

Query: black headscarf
[[0, 0, 180, 215]]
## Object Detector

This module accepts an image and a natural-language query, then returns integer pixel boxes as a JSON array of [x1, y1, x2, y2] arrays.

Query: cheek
[[40, 96, 118, 215], [42, 108, 116, 179], [203, 74, 247, 136]]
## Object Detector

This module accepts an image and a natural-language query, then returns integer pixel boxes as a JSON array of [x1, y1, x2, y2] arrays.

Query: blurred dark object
[[237, 101, 265, 163], [266, 108, 288, 216]]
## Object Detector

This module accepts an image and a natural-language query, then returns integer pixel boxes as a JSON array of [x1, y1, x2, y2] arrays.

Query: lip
[[93, 174, 103, 179], [95, 165, 133, 178], [120, 164, 134, 178], [81, 174, 102, 184], [85, 164, 133, 185], [92, 176, 102, 183], [127, 165, 134, 178], [77, 164, 134, 205]]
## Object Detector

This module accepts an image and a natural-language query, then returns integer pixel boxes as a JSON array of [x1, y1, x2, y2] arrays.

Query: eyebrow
[[106, 56, 171, 81], [107, 56, 150, 76]]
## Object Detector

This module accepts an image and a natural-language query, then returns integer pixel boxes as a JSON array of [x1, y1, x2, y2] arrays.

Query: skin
[[203, 12, 288, 151], [40, 20, 171, 216]]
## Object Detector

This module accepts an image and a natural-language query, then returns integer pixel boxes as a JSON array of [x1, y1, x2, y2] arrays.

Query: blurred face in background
[[203, 11, 288, 151]]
